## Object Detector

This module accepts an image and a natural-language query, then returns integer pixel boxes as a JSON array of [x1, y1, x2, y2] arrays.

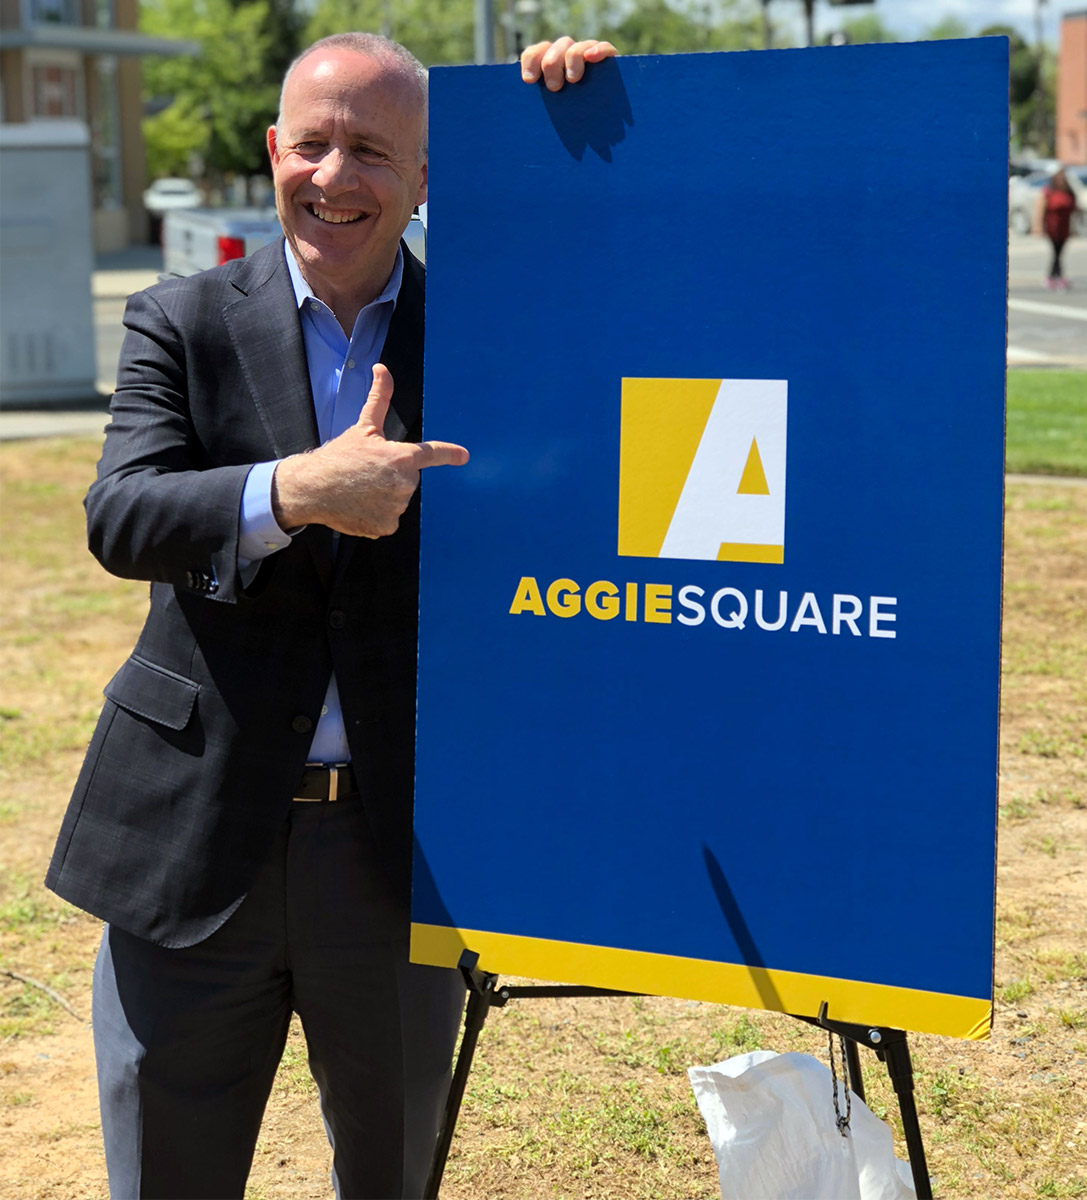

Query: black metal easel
[[423, 950, 933, 1200]]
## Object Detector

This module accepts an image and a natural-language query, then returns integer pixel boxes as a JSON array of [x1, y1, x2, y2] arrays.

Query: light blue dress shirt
[[237, 241, 403, 764]]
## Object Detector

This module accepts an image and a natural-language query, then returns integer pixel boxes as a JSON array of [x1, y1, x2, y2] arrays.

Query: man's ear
[[416, 159, 427, 206], [267, 125, 279, 166]]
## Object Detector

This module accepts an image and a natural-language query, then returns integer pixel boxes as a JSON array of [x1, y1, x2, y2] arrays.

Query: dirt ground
[[1, 439, 1084, 1199]]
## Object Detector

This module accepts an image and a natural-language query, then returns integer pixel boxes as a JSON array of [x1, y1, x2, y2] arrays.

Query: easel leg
[[423, 958, 498, 1200], [427, 982, 933, 1199], [844, 1037, 866, 1103], [878, 1033, 933, 1200], [801, 1007, 933, 1199]]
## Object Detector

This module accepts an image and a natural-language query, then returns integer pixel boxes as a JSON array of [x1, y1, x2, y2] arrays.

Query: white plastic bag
[[688, 1050, 916, 1200]]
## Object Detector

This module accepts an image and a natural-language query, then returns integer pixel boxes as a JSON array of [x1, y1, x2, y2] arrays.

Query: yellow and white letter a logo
[[618, 378, 788, 563]]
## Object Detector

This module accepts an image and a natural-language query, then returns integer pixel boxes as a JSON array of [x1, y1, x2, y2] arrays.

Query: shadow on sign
[[703, 843, 785, 1014]]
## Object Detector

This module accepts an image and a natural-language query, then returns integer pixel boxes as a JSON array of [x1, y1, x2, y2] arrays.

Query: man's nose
[[312, 147, 358, 194]]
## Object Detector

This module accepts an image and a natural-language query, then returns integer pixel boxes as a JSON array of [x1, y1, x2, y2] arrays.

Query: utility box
[[1, 122, 97, 405]]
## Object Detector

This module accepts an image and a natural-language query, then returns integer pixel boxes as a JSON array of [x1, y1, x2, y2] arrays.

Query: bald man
[[47, 33, 614, 1200]]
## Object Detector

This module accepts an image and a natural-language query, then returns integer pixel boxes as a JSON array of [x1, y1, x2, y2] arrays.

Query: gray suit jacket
[[47, 239, 427, 947]]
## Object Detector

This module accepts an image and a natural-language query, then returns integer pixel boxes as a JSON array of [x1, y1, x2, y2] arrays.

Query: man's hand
[[521, 38, 618, 92], [272, 364, 469, 538]]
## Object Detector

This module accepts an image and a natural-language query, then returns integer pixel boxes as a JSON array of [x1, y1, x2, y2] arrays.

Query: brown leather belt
[[294, 763, 358, 803]]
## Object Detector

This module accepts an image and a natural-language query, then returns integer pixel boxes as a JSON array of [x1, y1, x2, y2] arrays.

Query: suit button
[[186, 570, 195, 588], [291, 715, 313, 734], [328, 609, 345, 629]]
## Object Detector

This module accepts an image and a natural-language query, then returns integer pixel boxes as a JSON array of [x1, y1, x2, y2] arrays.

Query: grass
[[1002, 979, 1035, 1004], [1, 439, 1086, 1198], [1005, 370, 1087, 476]]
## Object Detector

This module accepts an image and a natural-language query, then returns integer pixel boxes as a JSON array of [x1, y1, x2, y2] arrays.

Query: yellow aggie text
[[508, 577, 898, 637]]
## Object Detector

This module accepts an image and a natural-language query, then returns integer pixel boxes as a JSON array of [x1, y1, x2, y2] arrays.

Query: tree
[[979, 23, 1051, 154], [303, 0, 476, 65], [298, 0, 764, 68], [141, 0, 299, 182], [836, 13, 900, 45], [595, 0, 706, 54], [923, 17, 970, 40]]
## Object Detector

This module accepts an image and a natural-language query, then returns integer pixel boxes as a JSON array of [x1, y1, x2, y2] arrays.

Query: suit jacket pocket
[[104, 654, 200, 731]]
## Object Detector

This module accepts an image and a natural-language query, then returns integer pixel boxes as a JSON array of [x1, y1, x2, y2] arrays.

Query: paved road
[[1007, 233, 1087, 367], [1, 235, 1083, 441], [92, 244, 165, 392]]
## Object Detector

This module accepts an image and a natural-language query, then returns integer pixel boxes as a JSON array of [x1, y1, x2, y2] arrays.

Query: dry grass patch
[[0, 441, 1084, 1199]]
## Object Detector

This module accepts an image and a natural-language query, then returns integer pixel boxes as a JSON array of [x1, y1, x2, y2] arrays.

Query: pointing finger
[[413, 440, 470, 469], [357, 363, 394, 434]]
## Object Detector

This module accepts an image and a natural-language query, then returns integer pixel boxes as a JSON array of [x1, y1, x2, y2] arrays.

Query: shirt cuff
[[238, 460, 294, 569]]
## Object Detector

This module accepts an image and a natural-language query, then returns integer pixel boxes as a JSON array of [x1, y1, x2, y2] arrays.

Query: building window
[[25, 0, 80, 25], [30, 63, 79, 117]]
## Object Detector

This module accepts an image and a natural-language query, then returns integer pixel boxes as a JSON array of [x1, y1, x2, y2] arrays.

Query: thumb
[[357, 363, 394, 435]]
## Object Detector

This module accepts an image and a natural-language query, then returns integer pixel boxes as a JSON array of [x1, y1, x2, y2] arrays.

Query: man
[[46, 32, 615, 1200]]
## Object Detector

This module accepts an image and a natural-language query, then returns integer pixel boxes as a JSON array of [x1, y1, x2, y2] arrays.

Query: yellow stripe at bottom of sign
[[410, 923, 992, 1041]]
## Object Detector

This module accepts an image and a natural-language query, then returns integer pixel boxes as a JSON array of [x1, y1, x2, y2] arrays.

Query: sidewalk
[[91, 243, 163, 299]]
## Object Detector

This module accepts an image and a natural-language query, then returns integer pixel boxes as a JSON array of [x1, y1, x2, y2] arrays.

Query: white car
[[142, 177, 203, 217], [162, 210, 426, 277]]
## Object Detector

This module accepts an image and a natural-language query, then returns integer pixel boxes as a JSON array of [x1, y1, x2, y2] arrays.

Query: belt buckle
[[296, 762, 349, 803], [326, 762, 349, 802]]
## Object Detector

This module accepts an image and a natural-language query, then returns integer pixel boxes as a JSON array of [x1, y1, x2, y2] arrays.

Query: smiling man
[[46, 31, 614, 1200], [269, 43, 429, 331]]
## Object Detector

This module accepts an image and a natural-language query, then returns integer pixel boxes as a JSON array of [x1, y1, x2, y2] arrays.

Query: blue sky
[[809, 0, 1075, 44]]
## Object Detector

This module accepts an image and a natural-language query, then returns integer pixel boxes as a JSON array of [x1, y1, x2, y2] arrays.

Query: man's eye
[[352, 146, 384, 160], [296, 141, 325, 152]]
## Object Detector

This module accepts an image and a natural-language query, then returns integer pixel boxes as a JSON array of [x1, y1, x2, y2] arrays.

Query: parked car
[[162, 208, 426, 277], [143, 177, 203, 240], [162, 207, 282, 277], [1009, 157, 1058, 179], [1009, 166, 1087, 235], [142, 177, 202, 216]]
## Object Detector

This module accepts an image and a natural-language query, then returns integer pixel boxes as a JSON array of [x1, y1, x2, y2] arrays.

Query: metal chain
[[828, 1030, 852, 1136]]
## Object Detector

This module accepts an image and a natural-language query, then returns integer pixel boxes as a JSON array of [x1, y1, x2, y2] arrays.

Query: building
[[0, 0, 198, 250], [1056, 10, 1087, 165]]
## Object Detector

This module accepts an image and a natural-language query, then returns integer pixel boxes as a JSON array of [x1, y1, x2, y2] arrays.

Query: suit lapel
[[335, 247, 426, 578], [221, 243, 333, 583], [222, 242, 320, 459], [379, 249, 425, 444], [225, 242, 424, 582]]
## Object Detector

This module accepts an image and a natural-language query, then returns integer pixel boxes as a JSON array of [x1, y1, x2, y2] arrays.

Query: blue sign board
[[412, 40, 1007, 1040]]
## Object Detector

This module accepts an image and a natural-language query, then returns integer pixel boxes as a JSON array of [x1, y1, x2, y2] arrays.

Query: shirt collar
[[284, 239, 404, 316]]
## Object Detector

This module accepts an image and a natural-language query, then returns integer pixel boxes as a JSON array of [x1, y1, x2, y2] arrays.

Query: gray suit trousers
[[92, 796, 464, 1199]]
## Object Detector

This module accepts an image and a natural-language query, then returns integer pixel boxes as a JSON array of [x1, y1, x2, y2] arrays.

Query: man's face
[[268, 49, 427, 305]]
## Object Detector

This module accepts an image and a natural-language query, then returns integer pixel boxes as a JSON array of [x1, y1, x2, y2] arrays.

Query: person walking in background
[[1033, 167, 1079, 290]]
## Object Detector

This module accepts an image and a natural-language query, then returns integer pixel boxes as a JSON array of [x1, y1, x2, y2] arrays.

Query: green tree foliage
[[597, 0, 708, 55], [141, 0, 299, 180], [263, 0, 307, 80], [923, 17, 970, 40], [302, 0, 476, 65], [836, 13, 900, 44], [979, 24, 1051, 153], [577, 0, 763, 55], [302, 0, 762, 66]]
